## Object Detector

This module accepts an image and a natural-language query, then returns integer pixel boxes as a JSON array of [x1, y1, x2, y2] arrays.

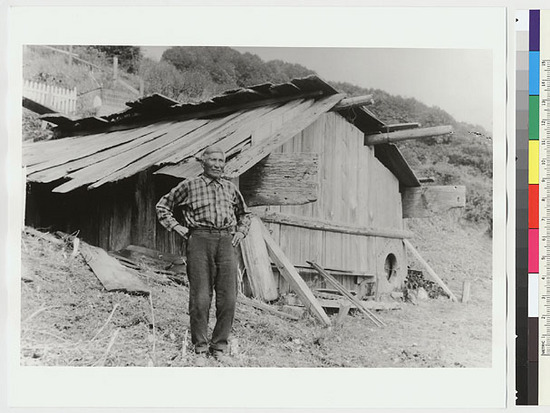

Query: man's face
[[202, 152, 225, 179]]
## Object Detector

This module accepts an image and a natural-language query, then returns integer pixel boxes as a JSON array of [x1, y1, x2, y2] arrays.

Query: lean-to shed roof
[[23, 76, 420, 193]]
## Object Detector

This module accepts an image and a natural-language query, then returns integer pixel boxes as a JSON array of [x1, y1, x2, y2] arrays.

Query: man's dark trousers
[[186, 229, 238, 353]]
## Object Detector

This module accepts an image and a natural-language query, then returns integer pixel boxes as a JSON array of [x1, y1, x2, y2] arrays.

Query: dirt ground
[[19, 213, 492, 368]]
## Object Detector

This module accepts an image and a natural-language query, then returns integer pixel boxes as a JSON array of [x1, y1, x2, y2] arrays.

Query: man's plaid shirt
[[156, 174, 251, 236]]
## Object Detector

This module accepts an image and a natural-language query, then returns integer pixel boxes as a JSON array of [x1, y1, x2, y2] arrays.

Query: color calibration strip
[[529, 9, 540, 406], [539, 10, 550, 406], [516, 9, 540, 405]]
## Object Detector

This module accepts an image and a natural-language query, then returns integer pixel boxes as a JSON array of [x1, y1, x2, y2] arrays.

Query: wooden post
[[365, 125, 453, 146], [113, 56, 118, 80], [335, 301, 352, 325], [403, 239, 458, 302], [139, 78, 145, 97], [462, 281, 471, 303]]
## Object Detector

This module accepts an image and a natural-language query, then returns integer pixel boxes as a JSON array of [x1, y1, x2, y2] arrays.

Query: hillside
[[22, 45, 492, 228], [20, 213, 492, 368]]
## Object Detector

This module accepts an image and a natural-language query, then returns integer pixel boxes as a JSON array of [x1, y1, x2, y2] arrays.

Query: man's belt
[[189, 227, 234, 234]]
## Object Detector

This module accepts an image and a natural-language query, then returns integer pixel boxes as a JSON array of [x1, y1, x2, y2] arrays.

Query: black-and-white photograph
[[20, 44, 493, 368], [5, 5, 508, 410]]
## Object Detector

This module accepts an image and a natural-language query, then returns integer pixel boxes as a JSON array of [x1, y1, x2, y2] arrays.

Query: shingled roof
[[23, 76, 420, 192]]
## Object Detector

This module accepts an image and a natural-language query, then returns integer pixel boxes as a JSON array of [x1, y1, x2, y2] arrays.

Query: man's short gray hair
[[201, 145, 226, 161]]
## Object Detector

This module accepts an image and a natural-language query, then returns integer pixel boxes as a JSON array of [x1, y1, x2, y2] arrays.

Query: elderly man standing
[[156, 145, 251, 361]]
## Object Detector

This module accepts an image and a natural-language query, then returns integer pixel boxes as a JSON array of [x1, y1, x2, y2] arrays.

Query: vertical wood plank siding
[[26, 171, 184, 258], [264, 112, 406, 294]]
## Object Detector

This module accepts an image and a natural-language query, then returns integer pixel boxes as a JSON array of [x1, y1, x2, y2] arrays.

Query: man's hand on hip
[[174, 225, 189, 238], [232, 231, 244, 247]]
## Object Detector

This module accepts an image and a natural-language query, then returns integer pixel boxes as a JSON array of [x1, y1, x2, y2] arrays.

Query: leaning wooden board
[[81, 243, 149, 294], [240, 217, 279, 301], [260, 221, 331, 327]]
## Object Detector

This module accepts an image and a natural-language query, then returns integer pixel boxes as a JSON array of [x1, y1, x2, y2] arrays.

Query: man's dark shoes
[[209, 348, 233, 365], [194, 349, 208, 367]]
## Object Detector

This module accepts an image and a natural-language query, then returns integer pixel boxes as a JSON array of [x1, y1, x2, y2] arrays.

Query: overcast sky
[[142, 46, 493, 132]]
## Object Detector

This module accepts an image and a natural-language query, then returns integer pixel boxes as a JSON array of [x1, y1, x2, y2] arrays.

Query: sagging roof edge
[[28, 75, 420, 188]]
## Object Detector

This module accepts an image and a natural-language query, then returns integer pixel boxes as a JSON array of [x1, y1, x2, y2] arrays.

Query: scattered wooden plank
[[240, 217, 279, 301], [403, 239, 458, 302], [314, 291, 349, 301], [365, 125, 453, 146], [238, 295, 299, 321], [257, 210, 413, 239], [293, 264, 374, 278], [307, 261, 385, 327], [287, 296, 402, 311], [316, 299, 402, 311], [80, 243, 149, 294], [224, 94, 345, 178], [260, 222, 331, 327], [107, 251, 142, 270], [239, 153, 319, 206], [401, 185, 466, 218], [121, 245, 183, 264]]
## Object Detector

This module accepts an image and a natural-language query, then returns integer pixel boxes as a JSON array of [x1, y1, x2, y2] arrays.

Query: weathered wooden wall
[[251, 112, 407, 295], [26, 171, 185, 257]]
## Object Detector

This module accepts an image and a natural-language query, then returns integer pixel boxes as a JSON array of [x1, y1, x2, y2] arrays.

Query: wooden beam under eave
[[381, 122, 421, 132], [256, 210, 414, 239], [365, 125, 453, 146], [402, 185, 466, 218], [331, 95, 374, 111]]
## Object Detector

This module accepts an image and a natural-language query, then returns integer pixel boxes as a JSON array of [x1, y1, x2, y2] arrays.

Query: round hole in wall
[[384, 253, 397, 281]]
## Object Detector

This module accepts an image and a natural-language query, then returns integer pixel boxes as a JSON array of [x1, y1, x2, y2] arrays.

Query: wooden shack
[[23, 76, 464, 301]]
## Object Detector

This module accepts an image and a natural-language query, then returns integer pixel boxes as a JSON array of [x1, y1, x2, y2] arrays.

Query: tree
[[86, 46, 143, 73]]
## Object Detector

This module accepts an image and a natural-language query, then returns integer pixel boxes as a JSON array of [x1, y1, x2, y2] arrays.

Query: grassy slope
[[20, 212, 492, 368]]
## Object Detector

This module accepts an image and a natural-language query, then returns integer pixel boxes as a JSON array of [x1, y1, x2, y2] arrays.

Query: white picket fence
[[23, 80, 77, 115]]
